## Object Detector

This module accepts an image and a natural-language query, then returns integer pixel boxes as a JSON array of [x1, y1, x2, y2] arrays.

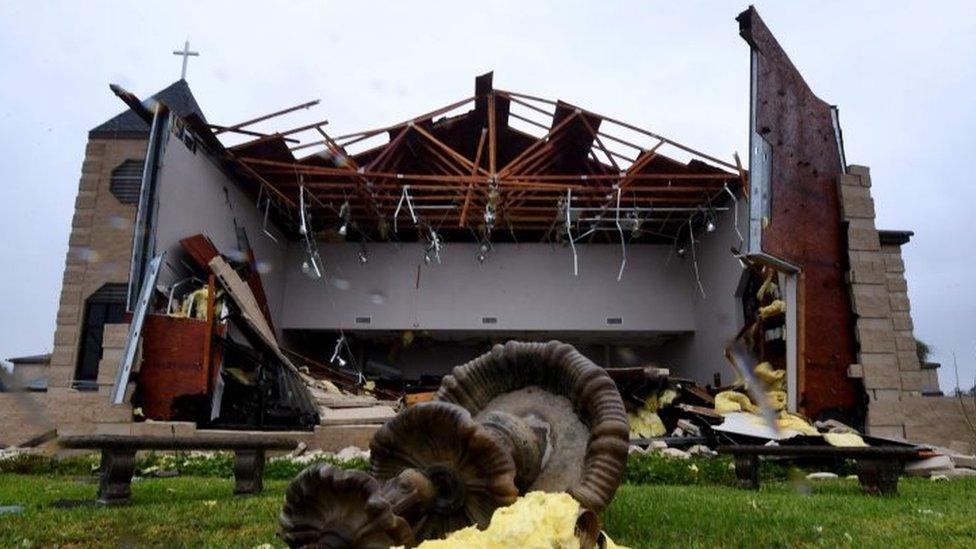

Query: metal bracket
[[110, 253, 165, 405]]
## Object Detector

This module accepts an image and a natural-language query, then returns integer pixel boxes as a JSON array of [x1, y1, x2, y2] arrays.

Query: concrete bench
[[59, 434, 298, 504], [717, 445, 923, 495]]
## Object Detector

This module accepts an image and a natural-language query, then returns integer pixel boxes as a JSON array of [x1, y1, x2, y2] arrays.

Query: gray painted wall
[[659, 201, 749, 385], [153, 132, 289, 327], [150, 133, 748, 384], [280, 242, 695, 333]]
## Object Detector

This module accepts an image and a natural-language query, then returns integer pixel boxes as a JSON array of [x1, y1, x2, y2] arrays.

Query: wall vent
[[355, 316, 372, 324], [109, 159, 145, 205], [605, 317, 623, 325], [481, 317, 498, 325]]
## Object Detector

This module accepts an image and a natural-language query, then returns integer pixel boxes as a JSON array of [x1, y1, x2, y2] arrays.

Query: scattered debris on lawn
[[405, 491, 627, 549], [609, 281, 975, 482]]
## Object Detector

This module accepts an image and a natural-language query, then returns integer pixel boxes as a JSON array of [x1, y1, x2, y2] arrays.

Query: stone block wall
[[841, 167, 902, 404], [0, 136, 145, 446], [838, 165, 975, 448], [881, 241, 925, 394], [49, 137, 147, 390], [839, 166, 912, 438], [0, 322, 133, 444]]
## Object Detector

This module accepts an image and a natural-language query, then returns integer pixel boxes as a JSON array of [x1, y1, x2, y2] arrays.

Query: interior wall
[[658, 202, 748, 386], [280, 241, 694, 333], [152, 131, 288, 328]]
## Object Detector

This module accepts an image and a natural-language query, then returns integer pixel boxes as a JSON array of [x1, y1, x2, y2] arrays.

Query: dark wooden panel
[[139, 314, 211, 420]]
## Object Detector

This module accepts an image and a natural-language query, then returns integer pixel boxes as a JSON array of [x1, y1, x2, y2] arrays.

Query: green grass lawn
[[1, 473, 975, 548]]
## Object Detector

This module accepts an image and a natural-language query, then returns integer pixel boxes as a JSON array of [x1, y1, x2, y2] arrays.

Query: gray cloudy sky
[[1, 1, 973, 391]]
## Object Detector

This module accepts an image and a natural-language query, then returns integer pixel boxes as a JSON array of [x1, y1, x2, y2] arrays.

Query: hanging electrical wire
[[688, 215, 706, 298], [337, 200, 350, 237], [724, 183, 745, 247], [256, 185, 278, 243], [424, 225, 443, 264], [615, 187, 627, 282], [298, 180, 308, 236], [393, 185, 417, 233], [358, 241, 369, 264], [298, 183, 323, 279], [330, 334, 347, 367], [566, 188, 578, 276]]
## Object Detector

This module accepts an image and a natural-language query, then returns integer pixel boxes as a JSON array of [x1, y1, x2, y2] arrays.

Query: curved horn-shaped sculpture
[[435, 340, 630, 511], [278, 465, 416, 548], [280, 341, 629, 547], [370, 402, 520, 539]]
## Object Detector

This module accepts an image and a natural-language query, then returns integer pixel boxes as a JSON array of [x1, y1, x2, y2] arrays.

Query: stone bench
[[59, 434, 298, 504], [717, 444, 923, 495]]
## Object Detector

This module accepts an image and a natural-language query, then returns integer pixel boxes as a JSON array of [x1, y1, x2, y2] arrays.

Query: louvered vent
[[109, 159, 145, 205]]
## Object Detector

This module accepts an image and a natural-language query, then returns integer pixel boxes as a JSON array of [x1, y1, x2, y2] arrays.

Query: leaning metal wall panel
[[738, 7, 860, 419]]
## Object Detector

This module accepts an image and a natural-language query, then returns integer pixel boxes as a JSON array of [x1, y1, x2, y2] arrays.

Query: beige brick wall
[[881, 243, 926, 396], [839, 165, 932, 439], [0, 136, 146, 445], [0, 322, 134, 445], [871, 395, 976, 452], [841, 167, 900, 404], [838, 166, 970, 448], [48, 137, 146, 389]]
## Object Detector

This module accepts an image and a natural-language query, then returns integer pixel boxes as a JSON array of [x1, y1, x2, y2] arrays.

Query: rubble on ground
[[612, 349, 976, 482]]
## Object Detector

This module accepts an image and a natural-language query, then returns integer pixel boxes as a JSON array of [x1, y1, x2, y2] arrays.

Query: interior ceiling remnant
[[217, 72, 746, 244], [737, 6, 859, 421]]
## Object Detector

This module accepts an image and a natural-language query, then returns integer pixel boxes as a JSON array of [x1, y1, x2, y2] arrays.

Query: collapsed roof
[[218, 73, 745, 245]]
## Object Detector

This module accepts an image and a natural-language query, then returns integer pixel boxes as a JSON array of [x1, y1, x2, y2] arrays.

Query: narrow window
[[73, 283, 128, 391]]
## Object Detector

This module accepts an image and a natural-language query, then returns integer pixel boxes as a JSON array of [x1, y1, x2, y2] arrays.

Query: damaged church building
[[2, 8, 970, 454]]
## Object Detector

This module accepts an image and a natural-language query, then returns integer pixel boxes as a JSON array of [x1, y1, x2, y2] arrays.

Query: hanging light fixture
[[338, 200, 350, 237], [298, 184, 308, 236], [477, 241, 491, 263], [330, 335, 347, 367]]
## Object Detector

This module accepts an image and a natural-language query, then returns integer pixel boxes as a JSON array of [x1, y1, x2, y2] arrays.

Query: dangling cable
[[330, 334, 347, 367], [394, 185, 418, 233], [298, 181, 308, 236], [566, 188, 578, 276], [615, 187, 627, 281], [257, 185, 278, 243], [298, 182, 322, 279], [689, 216, 706, 298], [724, 183, 744, 247]]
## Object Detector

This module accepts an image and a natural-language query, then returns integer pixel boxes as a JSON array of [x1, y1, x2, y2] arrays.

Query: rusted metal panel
[[738, 7, 859, 421], [139, 314, 214, 420]]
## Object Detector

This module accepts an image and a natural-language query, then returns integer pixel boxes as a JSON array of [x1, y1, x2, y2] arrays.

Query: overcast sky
[[1, 1, 973, 391]]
